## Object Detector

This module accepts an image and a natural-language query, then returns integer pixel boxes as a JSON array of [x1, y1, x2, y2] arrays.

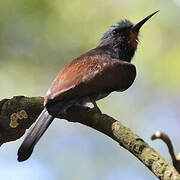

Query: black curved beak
[[132, 11, 159, 33]]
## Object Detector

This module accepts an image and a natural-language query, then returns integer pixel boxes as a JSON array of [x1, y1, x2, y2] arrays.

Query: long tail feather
[[17, 108, 54, 162]]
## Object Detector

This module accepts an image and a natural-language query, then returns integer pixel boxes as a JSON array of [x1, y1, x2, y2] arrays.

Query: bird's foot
[[89, 97, 102, 114]]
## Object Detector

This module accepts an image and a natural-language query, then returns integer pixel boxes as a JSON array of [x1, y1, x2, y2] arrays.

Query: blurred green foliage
[[0, 0, 180, 99]]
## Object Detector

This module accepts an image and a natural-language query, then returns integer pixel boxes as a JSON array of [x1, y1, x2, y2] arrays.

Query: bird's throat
[[109, 44, 136, 62]]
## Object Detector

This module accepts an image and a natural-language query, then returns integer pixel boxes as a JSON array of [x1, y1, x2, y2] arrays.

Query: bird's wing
[[44, 55, 136, 105]]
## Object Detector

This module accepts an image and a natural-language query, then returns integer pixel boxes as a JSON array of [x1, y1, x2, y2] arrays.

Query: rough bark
[[0, 96, 179, 179]]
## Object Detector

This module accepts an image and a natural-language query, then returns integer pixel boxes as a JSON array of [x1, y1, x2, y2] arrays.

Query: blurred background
[[0, 0, 180, 179]]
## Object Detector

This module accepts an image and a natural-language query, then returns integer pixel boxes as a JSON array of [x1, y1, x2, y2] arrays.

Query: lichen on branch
[[0, 96, 179, 179]]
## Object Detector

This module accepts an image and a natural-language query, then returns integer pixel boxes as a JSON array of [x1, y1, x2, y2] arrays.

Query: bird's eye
[[112, 29, 118, 35]]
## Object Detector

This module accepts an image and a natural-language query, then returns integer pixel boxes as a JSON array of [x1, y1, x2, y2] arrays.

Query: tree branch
[[0, 96, 179, 179]]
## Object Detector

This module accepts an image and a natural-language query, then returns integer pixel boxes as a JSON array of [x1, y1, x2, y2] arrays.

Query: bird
[[17, 11, 158, 162]]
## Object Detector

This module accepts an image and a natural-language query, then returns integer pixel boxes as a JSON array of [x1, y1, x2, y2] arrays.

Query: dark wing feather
[[45, 54, 136, 105]]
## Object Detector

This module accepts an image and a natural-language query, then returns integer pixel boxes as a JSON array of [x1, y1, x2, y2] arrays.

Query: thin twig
[[151, 131, 180, 173]]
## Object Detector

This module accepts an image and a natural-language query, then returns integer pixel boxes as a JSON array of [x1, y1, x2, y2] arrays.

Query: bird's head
[[99, 11, 159, 62]]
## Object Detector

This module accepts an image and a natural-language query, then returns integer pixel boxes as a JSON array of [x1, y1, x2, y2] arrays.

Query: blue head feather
[[101, 19, 134, 40]]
